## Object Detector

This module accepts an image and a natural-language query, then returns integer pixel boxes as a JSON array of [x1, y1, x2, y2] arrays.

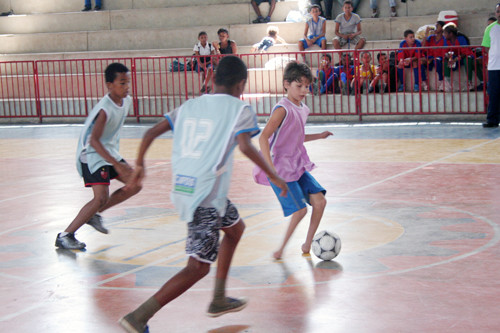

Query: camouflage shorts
[[186, 200, 240, 263]]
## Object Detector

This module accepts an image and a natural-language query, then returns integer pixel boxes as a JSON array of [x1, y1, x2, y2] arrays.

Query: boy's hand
[[124, 165, 145, 191], [269, 175, 288, 197], [115, 161, 133, 181]]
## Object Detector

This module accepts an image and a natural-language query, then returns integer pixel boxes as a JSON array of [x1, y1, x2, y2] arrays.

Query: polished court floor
[[1, 122, 500, 333]]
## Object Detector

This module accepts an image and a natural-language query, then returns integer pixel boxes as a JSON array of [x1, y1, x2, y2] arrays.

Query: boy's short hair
[[436, 21, 446, 28], [343, 1, 353, 7], [443, 25, 458, 36], [283, 61, 313, 86], [322, 54, 332, 62], [198, 31, 207, 38], [377, 52, 386, 62], [488, 17, 497, 23], [217, 28, 229, 35], [214, 56, 248, 87], [309, 4, 321, 12], [404, 29, 414, 38], [105, 63, 129, 83]]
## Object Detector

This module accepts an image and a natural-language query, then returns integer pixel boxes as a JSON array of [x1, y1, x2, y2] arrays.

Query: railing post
[[131, 58, 140, 123], [33, 61, 42, 123]]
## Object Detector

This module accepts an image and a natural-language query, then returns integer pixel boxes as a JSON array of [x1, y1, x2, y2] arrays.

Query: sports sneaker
[[371, 9, 379, 18], [82, 6, 91, 11], [118, 314, 149, 333], [421, 81, 428, 91], [390, 10, 397, 17], [398, 84, 404, 92], [94, 6, 101, 10], [86, 213, 108, 234], [206, 297, 248, 318], [413, 83, 419, 92], [55, 233, 86, 250], [252, 17, 265, 24]]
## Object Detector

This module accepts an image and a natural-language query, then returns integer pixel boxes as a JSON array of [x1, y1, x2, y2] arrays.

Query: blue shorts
[[270, 171, 326, 217], [186, 200, 240, 263], [254, 0, 272, 5], [301, 35, 327, 49]]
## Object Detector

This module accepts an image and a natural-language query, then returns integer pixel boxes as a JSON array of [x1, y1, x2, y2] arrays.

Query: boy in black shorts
[[55, 63, 142, 250]]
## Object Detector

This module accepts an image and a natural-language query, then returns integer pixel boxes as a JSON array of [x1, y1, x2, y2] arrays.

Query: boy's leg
[[65, 184, 109, 234], [266, 0, 276, 20], [355, 38, 365, 50], [120, 257, 210, 332], [98, 173, 142, 213], [301, 192, 327, 254]]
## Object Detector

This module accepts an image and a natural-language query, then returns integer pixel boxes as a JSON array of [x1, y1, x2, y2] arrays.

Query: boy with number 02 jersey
[[118, 56, 287, 333]]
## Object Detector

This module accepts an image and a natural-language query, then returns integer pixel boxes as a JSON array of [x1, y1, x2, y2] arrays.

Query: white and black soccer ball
[[311, 230, 341, 261]]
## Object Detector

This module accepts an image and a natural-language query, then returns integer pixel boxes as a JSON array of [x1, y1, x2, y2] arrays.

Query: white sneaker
[[438, 81, 444, 92], [371, 9, 379, 18], [443, 79, 452, 92], [390, 9, 397, 17], [421, 81, 428, 91]]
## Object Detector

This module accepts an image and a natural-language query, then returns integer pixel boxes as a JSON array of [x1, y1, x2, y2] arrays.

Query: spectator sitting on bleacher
[[370, 0, 397, 18], [311, 54, 335, 95], [298, 5, 327, 61], [376, 52, 398, 92], [488, 17, 497, 25], [82, 0, 101, 11], [352, 51, 377, 93], [251, 0, 276, 24], [213, 28, 238, 55], [396, 29, 428, 92], [443, 24, 484, 91], [251, 26, 286, 53], [193, 31, 216, 94], [332, 1, 365, 50], [422, 21, 448, 91], [322, 53, 355, 94]]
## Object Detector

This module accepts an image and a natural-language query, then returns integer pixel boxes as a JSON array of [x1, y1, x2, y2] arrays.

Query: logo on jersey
[[174, 174, 197, 195], [100, 169, 108, 180]]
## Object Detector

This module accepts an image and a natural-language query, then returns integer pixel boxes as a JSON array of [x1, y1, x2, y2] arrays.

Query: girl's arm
[[238, 132, 287, 196], [305, 131, 333, 142], [258, 107, 286, 172]]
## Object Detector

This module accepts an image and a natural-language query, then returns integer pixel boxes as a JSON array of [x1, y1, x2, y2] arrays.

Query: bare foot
[[301, 243, 310, 254], [272, 250, 283, 260]]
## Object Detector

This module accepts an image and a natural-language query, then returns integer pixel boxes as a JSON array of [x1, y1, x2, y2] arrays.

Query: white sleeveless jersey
[[76, 94, 132, 176], [166, 94, 259, 221]]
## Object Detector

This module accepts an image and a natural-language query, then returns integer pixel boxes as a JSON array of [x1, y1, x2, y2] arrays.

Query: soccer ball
[[311, 230, 341, 261]]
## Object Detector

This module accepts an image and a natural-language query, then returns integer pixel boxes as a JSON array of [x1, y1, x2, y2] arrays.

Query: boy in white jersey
[[118, 56, 287, 333], [55, 63, 142, 250]]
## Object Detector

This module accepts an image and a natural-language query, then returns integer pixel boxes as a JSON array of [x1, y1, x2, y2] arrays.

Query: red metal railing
[[0, 46, 488, 122]]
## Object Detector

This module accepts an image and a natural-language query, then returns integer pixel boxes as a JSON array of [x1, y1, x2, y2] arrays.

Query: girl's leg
[[273, 208, 307, 259], [302, 193, 327, 254]]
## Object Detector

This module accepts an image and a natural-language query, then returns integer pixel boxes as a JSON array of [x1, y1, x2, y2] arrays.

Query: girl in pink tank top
[[253, 62, 333, 259]]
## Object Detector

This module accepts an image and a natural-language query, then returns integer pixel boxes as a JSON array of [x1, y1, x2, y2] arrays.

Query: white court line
[[337, 136, 500, 198], [0, 272, 34, 282], [0, 190, 47, 204], [0, 303, 45, 322]]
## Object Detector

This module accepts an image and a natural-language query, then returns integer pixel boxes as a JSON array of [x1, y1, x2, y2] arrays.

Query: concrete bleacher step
[[0, 12, 486, 56]]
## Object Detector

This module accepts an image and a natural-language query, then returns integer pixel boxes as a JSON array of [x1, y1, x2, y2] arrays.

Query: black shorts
[[81, 160, 125, 187]]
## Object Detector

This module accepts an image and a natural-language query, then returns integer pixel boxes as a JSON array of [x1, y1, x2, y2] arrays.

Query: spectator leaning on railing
[[482, 3, 500, 128]]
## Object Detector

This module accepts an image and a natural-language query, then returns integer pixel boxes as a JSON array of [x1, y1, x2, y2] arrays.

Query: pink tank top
[[253, 97, 316, 185]]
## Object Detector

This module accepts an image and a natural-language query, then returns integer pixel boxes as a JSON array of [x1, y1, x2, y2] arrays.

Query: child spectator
[[251, 0, 276, 23], [213, 28, 238, 55], [376, 52, 397, 92], [253, 62, 333, 259], [333, 1, 366, 50], [193, 31, 216, 94], [443, 25, 484, 91], [423, 21, 448, 91], [251, 25, 286, 53], [311, 54, 335, 95], [323, 53, 355, 94], [298, 4, 327, 60], [352, 51, 377, 93], [370, 0, 397, 18], [119, 56, 287, 332], [487, 17, 497, 25], [482, 4, 500, 128], [396, 29, 428, 92], [55, 63, 141, 250]]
